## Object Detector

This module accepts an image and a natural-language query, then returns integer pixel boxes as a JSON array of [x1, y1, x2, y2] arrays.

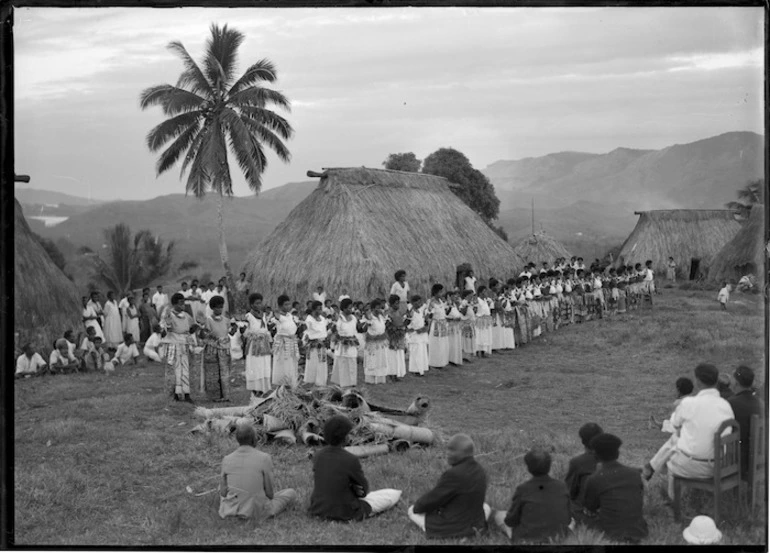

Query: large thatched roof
[[15, 198, 83, 352], [709, 205, 766, 283], [512, 231, 571, 266], [242, 167, 524, 303], [616, 209, 742, 277]]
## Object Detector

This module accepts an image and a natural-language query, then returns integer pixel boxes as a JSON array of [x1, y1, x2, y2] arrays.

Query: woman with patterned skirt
[[332, 298, 360, 387], [304, 301, 329, 387], [160, 293, 198, 403], [501, 292, 516, 350], [427, 284, 450, 368], [244, 293, 272, 398], [363, 299, 388, 384], [474, 286, 493, 356], [460, 290, 477, 362], [385, 295, 407, 381], [202, 295, 231, 402], [271, 295, 299, 388]]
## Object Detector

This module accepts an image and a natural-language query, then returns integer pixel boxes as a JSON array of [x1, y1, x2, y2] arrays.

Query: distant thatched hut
[[709, 205, 766, 283], [512, 231, 571, 266], [15, 198, 83, 353], [242, 167, 524, 303], [616, 209, 742, 280]]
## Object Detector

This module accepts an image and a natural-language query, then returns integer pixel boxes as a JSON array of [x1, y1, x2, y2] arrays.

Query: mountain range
[[18, 131, 763, 289]]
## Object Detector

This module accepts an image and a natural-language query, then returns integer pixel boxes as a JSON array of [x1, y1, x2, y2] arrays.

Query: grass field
[[13, 286, 767, 546]]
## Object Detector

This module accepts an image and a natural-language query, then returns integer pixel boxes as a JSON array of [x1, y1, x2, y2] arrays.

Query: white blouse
[[305, 315, 328, 340], [336, 315, 358, 337], [274, 313, 297, 336]]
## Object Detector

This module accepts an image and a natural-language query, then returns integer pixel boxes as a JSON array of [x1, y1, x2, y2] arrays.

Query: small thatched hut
[[616, 209, 742, 279], [512, 231, 571, 266], [242, 167, 524, 303], [15, 198, 83, 353], [709, 205, 766, 283]]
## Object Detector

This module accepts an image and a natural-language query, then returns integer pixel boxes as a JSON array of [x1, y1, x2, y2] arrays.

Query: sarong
[[304, 339, 328, 386], [203, 337, 231, 400], [164, 342, 191, 396], [272, 335, 299, 388]]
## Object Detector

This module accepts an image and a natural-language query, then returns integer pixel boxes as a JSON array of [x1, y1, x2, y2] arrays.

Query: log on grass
[[272, 429, 297, 445], [345, 444, 389, 458], [392, 425, 434, 444]]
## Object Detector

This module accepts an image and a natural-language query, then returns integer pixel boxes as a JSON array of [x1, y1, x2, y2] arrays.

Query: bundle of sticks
[[191, 385, 435, 456]]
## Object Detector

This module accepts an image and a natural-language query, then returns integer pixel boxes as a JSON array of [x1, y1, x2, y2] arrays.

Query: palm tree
[[139, 23, 293, 292], [88, 224, 175, 295], [725, 178, 764, 219]]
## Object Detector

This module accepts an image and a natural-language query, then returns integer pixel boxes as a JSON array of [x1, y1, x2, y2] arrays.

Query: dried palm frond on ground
[[192, 385, 435, 452]]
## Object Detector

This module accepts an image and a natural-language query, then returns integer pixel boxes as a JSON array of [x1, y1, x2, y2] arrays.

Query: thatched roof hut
[[709, 205, 766, 283], [242, 167, 524, 303], [512, 231, 571, 266], [616, 209, 742, 279], [15, 198, 83, 352]]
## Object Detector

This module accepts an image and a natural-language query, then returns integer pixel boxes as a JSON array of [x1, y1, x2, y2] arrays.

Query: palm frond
[[156, 122, 202, 176], [240, 117, 291, 163], [185, 129, 214, 198], [207, 121, 234, 197], [205, 23, 244, 88], [228, 86, 291, 111], [139, 84, 175, 110], [239, 106, 294, 140], [139, 84, 206, 115], [228, 58, 278, 96], [179, 130, 206, 179], [168, 40, 214, 97], [221, 108, 262, 189], [146, 111, 202, 152]]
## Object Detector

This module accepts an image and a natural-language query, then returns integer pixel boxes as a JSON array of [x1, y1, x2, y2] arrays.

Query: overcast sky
[[14, 6, 764, 201]]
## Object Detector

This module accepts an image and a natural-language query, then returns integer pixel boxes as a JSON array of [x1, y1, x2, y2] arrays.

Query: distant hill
[[484, 131, 764, 211], [35, 181, 318, 284], [14, 186, 107, 207]]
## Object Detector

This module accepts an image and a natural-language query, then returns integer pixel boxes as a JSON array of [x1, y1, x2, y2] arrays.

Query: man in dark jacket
[[565, 422, 603, 517], [495, 448, 572, 542], [583, 433, 648, 544], [309, 415, 401, 521], [408, 433, 491, 539], [728, 366, 764, 480]]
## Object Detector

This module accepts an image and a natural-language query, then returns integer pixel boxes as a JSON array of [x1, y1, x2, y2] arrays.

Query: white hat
[[683, 516, 722, 545]]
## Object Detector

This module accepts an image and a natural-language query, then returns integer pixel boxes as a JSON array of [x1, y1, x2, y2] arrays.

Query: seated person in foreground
[[565, 422, 603, 516], [143, 324, 164, 362], [219, 424, 297, 520], [583, 433, 648, 544], [112, 333, 140, 366], [15, 343, 47, 378], [728, 365, 764, 481], [408, 433, 491, 539], [309, 415, 401, 521], [49, 338, 78, 373], [642, 377, 693, 480], [493, 448, 571, 542]]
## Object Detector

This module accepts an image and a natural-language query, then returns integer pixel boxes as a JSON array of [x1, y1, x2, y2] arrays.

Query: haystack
[[616, 210, 741, 278], [512, 231, 571, 266], [14, 199, 83, 352], [242, 167, 523, 303], [709, 205, 766, 283]]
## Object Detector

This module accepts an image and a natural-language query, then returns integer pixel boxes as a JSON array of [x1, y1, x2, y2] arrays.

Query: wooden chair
[[672, 419, 742, 522], [748, 414, 766, 510]]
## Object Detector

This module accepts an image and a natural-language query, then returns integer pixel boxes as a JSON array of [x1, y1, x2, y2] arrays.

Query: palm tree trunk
[[216, 194, 236, 297]]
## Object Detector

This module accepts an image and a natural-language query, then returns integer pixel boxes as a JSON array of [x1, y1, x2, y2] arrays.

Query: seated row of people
[[218, 415, 649, 544]]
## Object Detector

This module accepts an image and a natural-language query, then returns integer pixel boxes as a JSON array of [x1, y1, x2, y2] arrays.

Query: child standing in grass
[[717, 282, 731, 310]]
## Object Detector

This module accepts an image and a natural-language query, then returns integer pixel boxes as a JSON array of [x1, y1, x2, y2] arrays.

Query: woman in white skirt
[[244, 293, 272, 399], [474, 286, 493, 357], [304, 301, 329, 387], [385, 295, 407, 381], [489, 279, 504, 352], [406, 295, 429, 376], [363, 299, 388, 385], [427, 284, 449, 369], [446, 291, 463, 366], [331, 298, 359, 388], [500, 288, 516, 350], [460, 290, 476, 362], [271, 295, 299, 388]]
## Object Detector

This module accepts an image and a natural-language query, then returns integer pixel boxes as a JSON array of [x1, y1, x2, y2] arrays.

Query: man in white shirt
[[644, 364, 735, 499], [152, 285, 169, 315], [16, 343, 47, 377], [202, 282, 217, 318]]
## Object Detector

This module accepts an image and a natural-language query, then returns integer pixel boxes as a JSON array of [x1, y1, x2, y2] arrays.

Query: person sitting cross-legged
[[492, 448, 572, 542], [565, 422, 603, 519], [408, 433, 492, 539], [15, 343, 47, 378], [582, 433, 649, 544], [309, 415, 402, 522], [219, 424, 297, 521]]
